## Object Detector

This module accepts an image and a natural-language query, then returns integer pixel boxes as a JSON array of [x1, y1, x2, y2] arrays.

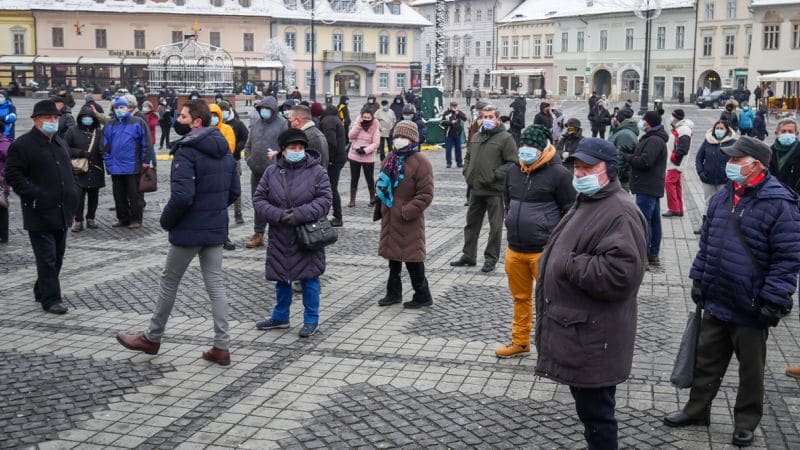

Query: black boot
[[378, 273, 402, 306], [404, 278, 433, 309]]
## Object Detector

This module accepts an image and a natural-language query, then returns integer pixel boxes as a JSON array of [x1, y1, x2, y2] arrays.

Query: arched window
[[621, 69, 640, 93]]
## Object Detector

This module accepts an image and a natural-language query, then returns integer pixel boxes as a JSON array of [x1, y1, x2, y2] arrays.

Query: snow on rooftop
[[499, 0, 695, 23], [1, 0, 431, 26], [751, 0, 800, 7]]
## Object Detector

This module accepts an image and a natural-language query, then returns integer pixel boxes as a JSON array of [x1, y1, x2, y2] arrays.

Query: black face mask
[[174, 121, 191, 136], [361, 119, 373, 128]]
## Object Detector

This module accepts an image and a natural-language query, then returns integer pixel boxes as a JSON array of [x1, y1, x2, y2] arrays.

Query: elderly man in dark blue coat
[[116, 99, 240, 366], [665, 136, 800, 448]]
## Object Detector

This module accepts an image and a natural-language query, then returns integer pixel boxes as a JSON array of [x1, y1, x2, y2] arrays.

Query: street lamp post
[[638, 7, 652, 115], [310, 0, 317, 101]]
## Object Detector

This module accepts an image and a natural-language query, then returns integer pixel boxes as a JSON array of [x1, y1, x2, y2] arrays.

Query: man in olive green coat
[[451, 105, 518, 272]]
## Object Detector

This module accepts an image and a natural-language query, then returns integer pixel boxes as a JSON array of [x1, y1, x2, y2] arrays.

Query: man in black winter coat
[[219, 100, 248, 225], [534, 101, 553, 130], [441, 101, 467, 168], [622, 110, 668, 266], [5, 100, 78, 315], [588, 99, 611, 138], [509, 96, 526, 145], [321, 104, 347, 227]]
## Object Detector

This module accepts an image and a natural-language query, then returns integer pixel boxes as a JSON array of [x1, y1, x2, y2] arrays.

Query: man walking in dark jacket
[[536, 138, 647, 450], [496, 124, 574, 358], [509, 96, 526, 145], [441, 101, 467, 168], [665, 137, 800, 447], [608, 108, 638, 192], [321, 104, 347, 227], [451, 105, 518, 272], [117, 99, 240, 366], [623, 110, 668, 266], [5, 100, 78, 314]]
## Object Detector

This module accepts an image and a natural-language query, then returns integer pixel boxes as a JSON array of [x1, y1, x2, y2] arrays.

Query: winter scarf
[[375, 143, 418, 207], [774, 141, 799, 173], [520, 144, 556, 174]]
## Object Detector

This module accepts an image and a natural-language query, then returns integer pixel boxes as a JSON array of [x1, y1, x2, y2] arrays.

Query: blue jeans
[[635, 194, 662, 256], [272, 277, 320, 324], [570, 385, 618, 450], [445, 135, 462, 166]]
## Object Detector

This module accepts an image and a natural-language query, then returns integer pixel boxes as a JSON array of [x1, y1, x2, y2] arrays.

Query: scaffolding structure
[[147, 36, 234, 94]]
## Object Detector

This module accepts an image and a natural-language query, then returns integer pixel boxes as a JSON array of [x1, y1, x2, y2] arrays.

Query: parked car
[[696, 88, 733, 109]]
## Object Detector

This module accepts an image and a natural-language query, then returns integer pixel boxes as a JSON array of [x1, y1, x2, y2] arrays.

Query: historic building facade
[[496, 4, 557, 97], [694, 0, 753, 92], [748, 0, 800, 95]]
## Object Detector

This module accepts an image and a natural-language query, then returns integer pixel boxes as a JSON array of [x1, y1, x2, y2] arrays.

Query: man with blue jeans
[[624, 110, 668, 266], [441, 101, 466, 168]]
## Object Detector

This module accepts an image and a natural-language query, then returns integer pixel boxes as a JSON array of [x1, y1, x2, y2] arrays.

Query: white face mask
[[393, 137, 411, 149]]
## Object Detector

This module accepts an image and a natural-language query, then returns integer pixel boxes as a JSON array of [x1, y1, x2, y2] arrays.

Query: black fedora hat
[[31, 99, 60, 118]]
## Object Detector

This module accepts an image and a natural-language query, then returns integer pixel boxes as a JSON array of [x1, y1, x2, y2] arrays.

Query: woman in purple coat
[[253, 129, 332, 338], [0, 118, 11, 243]]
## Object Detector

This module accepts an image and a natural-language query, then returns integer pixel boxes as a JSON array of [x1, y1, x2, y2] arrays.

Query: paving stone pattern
[[1, 97, 799, 449]]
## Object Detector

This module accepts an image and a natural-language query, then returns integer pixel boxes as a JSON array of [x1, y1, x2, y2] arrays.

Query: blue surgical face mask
[[211, 116, 219, 126], [572, 172, 605, 196], [0, 96, 6, 105], [725, 162, 747, 183], [637, 120, 646, 132], [261, 108, 273, 120], [382, 105, 389, 111], [714, 129, 726, 140], [778, 133, 798, 146], [223, 111, 232, 121], [403, 115, 413, 121], [81, 117, 94, 127], [482, 120, 496, 131], [518, 146, 538, 165], [285, 150, 306, 163], [41, 121, 59, 135], [115, 108, 127, 119], [743, 106, 749, 110]]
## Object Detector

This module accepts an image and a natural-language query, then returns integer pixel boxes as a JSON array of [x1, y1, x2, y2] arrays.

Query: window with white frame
[[13, 31, 25, 54], [95, 29, 107, 48], [379, 72, 389, 89], [305, 31, 316, 54], [793, 24, 800, 49], [475, 40, 481, 56], [304, 70, 312, 88], [747, 31, 752, 54], [675, 25, 685, 48], [353, 33, 363, 52], [764, 24, 779, 50], [453, 37, 460, 56], [425, 43, 431, 58], [600, 30, 607, 51], [286, 70, 296, 87], [372, 3, 383, 13], [654, 76, 665, 98], [512, 37, 519, 57], [656, 27, 665, 49], [397, 34, 407, 55], [625, 28, 634, 50], [501, 37, 508, 57], [704, 1, 714, 20], [727, 0, 736, 19], [545, 37, 552, 57], [465, 6, 471, 22], [533, 37, 541, 57], [52, 27, 64, 47], [134, 30, 145, 50], [464, 37, 471, 56], [672, 76, 685, 100], [379, 33, 389, 55], [396, 73, 407, 89], [486, 40, 492, 57], [483, 72, 490, 88], [285, 31, 296, 51], [577, 31, 584, 52], [210, 31, 220, 48], [561, 32, 568, 52], [387, 3, 399, 14], [243, 33, 254, 51], [725, 34, 735, 55], [333, 33, 343, 52], [703, 36, 712, 56], [172, 30, 183, 43], [454, 6, 460, 23], [473, 71, 479, 87], [476, 9, 482, 21]]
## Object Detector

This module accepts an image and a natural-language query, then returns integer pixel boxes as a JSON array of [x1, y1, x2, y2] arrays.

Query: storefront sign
[[108, 49, 152, 57]]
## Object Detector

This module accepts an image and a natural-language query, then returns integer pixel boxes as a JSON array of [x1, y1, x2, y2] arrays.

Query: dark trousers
[[75, 187, 100, 221], [251, 171, 267, 233], [444, 135, 463, 166], [683, 314, 768, 430], [379, 137, 392, 161], [111, 174, 143, 224], [462, 194, 504, 265], [570, 385, 618, 450], [28, 229, 67, 309], [327, 162, 344, 220], [592, 127, 607, 138], [387, 260, 430, 300], [0, 206, 8, 242], [159, 124, 171, 148], [635, 194, 662, 256], [349, 161, 375, 191]]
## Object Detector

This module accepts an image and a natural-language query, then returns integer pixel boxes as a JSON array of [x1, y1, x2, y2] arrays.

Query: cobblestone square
[[1, 97, 799, 449]]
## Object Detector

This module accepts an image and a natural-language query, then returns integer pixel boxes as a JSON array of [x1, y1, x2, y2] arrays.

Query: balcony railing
[[322, 51, 376, 63], [445, 56, 465, 66]]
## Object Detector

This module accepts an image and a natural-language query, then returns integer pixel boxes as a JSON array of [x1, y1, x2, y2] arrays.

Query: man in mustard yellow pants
[[497, 125, 575, 358]]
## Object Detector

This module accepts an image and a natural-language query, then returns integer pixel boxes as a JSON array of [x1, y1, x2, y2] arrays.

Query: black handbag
[[281, 170, 337, 251], [670, 305, 702, 389]]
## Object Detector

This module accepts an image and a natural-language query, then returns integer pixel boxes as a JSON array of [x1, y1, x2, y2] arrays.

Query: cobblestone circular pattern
[[277, 383, 682, 449], [405, 285, 512, 344], [0, 351, 171, 449]]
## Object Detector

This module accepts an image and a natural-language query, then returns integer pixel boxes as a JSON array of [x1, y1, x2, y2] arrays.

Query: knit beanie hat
[[642, 110, 662, 127], [392, 120, 419, 143], [520, 124, 551, 149], [112, 97, 129, 108], [672, 108, 685, 121], [616, 107, 634, 122], [217, 100, 232, 111], [310, 101, 324, 118]]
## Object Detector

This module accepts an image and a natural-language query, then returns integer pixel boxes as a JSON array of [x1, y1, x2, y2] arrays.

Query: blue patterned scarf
[[375, 144, 417, 207]]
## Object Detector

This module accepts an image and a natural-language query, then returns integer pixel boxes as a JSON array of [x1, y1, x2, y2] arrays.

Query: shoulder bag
[[71, 130, 95, 174], [281, 169, 337, 251], [138, 166, 158, 193]]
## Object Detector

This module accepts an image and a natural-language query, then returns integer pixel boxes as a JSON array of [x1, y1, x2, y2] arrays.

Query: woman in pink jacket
[[347, 108, 381, 207]]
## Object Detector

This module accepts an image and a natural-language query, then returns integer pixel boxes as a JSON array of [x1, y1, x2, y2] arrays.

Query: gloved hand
[[758, 303, 784, 328], [356, 147, 366, 155], [4, 113, 16, 124], [690, 280, 704, 307], [279, 209, 296, 225]]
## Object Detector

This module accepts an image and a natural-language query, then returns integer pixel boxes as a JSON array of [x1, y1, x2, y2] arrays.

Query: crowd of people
[[3, 86, 800, 449]]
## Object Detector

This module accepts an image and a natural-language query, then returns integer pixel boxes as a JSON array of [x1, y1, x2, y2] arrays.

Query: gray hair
[[289, 105, 311, 122], [776, 118, 798, 132]]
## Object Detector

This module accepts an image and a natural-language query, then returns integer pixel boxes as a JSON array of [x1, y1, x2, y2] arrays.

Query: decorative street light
[[634, 0, 663, 114]]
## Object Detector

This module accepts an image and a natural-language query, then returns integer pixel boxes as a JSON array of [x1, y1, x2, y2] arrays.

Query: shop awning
[[0, 56, 36, 65], [490, 69, 544, 76], [758, 69, 800, 82], [234, 58, 283, 69]]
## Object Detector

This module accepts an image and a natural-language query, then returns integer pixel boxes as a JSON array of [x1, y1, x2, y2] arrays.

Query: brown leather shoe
[[245, 232, 264, 248], [202, 347, 231, 366], [128, 222, 142, 230], [786, 367, 800, 378], [116, 332, 160, 355]]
